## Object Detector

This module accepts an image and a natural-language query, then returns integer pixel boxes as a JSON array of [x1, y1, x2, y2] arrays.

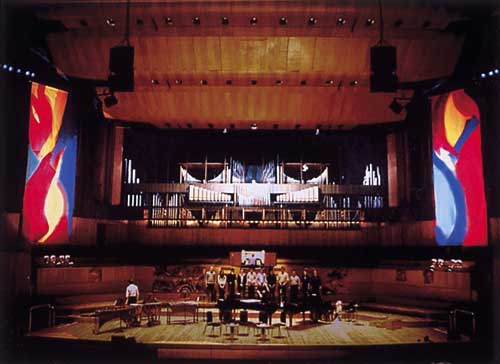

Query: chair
[[272, 311, 288, 338], [203, 311, 221, 337], [255, 311, 269, 336], [237, 310, 252, 336]]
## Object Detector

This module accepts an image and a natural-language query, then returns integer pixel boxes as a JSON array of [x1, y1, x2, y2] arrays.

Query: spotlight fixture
[[337, 17, 346, 26], [221, 16, 229, 25], [325, 80, 334, 85], [25, 70, 30, 76], [8, 66, 13, 72], [165, 17, 173, 25], [302, 164, 309, 172], [2, 64, 7, 70], [175, 79, 183, 85], [300, 80, 307, 85], [250, 123, 258, 130], [275, 80, 283, 85], [279, 17, 288, 25], [480, 73, 486, 78], [366, 18, 376, 26], [200, 79, 208, 85], [250, 79, 257, 85], [31, 72, 35, 78], [350, 80, 358, 86], [104, 93, 118, 107], [226, 79, 233, 85], [222, 127, 228, 134], [488, 71, 494, 76], [151, 79, 159, 85], [250, 17, 258, 25], [192, 16, 200, 25], [106, 17, 116, 27], [16, 68, 21, 73], [495, 69, 499, 74], [315, 128, 320, 136], [389, 98, 404, 114], [308, 17, 317, 26]]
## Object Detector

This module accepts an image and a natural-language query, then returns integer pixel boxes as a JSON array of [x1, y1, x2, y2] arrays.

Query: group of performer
[[205, 266, 322, 306]]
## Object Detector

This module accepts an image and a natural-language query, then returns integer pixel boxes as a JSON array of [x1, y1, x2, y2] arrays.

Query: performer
[[256, 268, 267, 289], [227, 268, 236, 299], [205, 266, 217, 302], [125, 278, 139, 305], [246, 268, 257, 299], [309, 269, 322, 322], [217, 269, 227, 300], [237, 268, 247, 297], [301, 268, 310, 301], [267, 267, 277, 302], [289, 269, 301, 303], [310, 269, 322, 296], [277, 266, 289, 306]]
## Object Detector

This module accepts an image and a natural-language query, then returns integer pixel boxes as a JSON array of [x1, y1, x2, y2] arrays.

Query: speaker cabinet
[[108, 46, 134, 92], [370, 45, 398, 92]]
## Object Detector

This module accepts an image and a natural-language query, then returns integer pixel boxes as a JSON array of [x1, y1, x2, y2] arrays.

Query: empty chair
[[272, 311, 288, 338], [237, 310, 252, 336], [203, 311, 221, 337]]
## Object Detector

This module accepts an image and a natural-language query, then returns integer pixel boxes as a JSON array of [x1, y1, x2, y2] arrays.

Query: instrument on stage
[[130, 302, 163, 326], [166, 301, 199, 324], [93, 306, 136, 334], [284, 295, 333, 326], [217, 298, 279, 324]]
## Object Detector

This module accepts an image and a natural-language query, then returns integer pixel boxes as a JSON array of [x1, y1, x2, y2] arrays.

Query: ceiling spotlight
[[104, 93, 118, 107], [8, 66, 13, 72], [302, 164, 309, 172], [279, 17, 288, 25], [165, 17, 173, 25], [480, 73, 486, 78], [308, 17, 317, 26], [389, 98, 405, 114], [250, 123, 258, 130], [175, 79, 183, 85], [16, 68, 21, 73], [488, 71, 494, 76], [192, 16, 200, 25], [250, 79, 257, 85], [200, 79, 208, 85], [315, 128, 320, 136], [222, 16, 229, 25], [25, 70, 30, 76], [300, 80, 307, 85], [337, 17, 346, 26], [31, 72, 35, 78], [222, 128, 228, 134], [106, 18, 116, 27], [2, 64, 7, 70], [325, 80, 334, 85], [366, 18, 376, 26], [275, 80, 283, 85], [350, 80, 358, 86], [151, 79, 159, 85], [250, 17, 258, 25], [494, 69, 499, 74], [226, 79, 233, 85]]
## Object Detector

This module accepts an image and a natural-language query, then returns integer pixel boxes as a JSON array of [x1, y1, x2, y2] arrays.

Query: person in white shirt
[[256, 268, 266, 288], [289, 270, 301, 303], [217, 269, 227, 300], [206, 266, 217, 302], [125, 279, 139, 305], [277, 267, 289, 306], [246, 268, 257, 299]]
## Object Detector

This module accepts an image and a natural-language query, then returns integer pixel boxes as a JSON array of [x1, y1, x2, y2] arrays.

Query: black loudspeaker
[[370, 45, 398, 92], [108, 46, 134, 92]]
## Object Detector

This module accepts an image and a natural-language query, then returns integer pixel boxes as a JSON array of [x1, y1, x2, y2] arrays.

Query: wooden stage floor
[[26, 309, 469, 361]]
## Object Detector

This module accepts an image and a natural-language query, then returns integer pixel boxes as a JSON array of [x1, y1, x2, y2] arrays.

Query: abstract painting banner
[[22, 82, 77, 243], [431, 89, 487, 246]]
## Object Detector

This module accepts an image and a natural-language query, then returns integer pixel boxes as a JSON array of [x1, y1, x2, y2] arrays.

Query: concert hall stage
[[25, 308, 473, 362]]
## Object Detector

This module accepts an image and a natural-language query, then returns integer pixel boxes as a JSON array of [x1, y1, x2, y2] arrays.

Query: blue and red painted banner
[[22, 82, 77, 243], [431, 89, 487, 246]]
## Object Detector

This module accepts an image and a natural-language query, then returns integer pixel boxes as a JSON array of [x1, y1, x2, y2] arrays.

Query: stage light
[[250, 123, 258, 130], [222, 128, 228, 134], [350, 80, 358, 86], [2, 64, 7, 70], [200, 79, 208, 85], [337, 17, 346, 26], [366, 18, 375, 26], [250, 17, 258, 25], [165, 17, 173, 25], [325, 80, 334, 85], [279, 17, 288, 25], [8, 66, 13, 72], [480, 73, 486, 78], [308, 17, 317, 26], [106, 18, 116, 27], [302, 164, 309, 172], [222, 16, 229, 25], [276, 80, 283, 85], [315, 128, 320, 136], [104, 93, 118, 107], [488, 70, 494, 76], [495, 69, 499, 74], [31, 72, 35, 78], [25, 70, 30, 76], [389, 98, 404, 114], [192, 17, 200, 25], [16, 68, 21, 73], [175, 79, 182, 85], [151, 79, 159, 85]]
